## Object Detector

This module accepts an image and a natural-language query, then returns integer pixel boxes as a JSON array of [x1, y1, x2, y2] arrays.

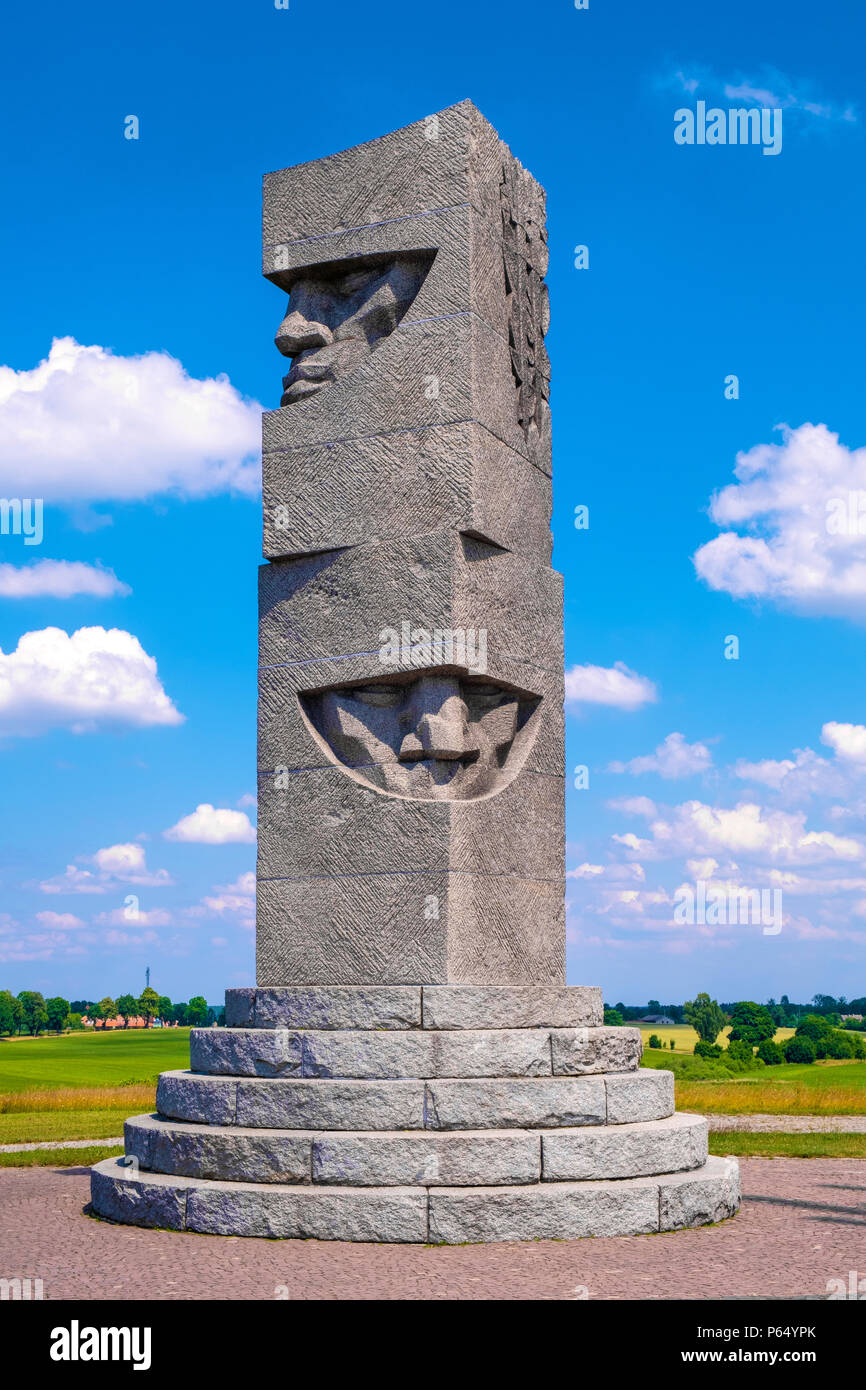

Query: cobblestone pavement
[[705, 1114, 866, 1132], [1, 1158, 863, 1299]]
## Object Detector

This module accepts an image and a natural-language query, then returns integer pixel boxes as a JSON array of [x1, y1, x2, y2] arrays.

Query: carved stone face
[[300, 669, 541, 801], [275, 251, 434, 406]]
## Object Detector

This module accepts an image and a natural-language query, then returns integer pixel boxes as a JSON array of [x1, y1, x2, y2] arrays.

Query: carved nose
[[275, 310, 334, 357], [399, 683, 471, 762]]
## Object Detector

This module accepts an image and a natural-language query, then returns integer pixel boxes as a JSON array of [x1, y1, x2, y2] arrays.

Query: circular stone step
[[155, 1067, 674, 1131], [124, 1111, 707, 1187], [89, 1154, 740, 1243], [188, 1025, 642, 1080]]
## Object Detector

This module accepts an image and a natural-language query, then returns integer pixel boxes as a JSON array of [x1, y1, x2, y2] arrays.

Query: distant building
[[637, 1013, 676, 1025]]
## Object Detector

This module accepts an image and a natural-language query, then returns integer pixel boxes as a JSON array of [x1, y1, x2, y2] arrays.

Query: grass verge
[[708, 1131, 866, 1158], [0, 1144, 124, 1169]]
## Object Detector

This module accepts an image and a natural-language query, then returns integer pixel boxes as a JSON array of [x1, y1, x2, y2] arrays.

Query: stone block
[[125, 1114, 312, 1185], [421, 985, 602, 1030], [604, 1069, 675, 1125], [542, 1114, 708, 1182], [224, 987, 255, 1028], [90, 1158, 188, 1230], [235, 1078, 426, 1131], [156, 1070, 237, 1126], [187, 1181, 428, 1242], [312, 1130, 541, 1187], [658, 1156, 741, 1229], [262, 424, 553, 565], [190, 1028, 301, 1079], [255, 871, 565, 987], [427, 1177, 659, 1243], [425, 1077, 605, 1130], [550, 1026, 642, 1075], [300, 1028, 552, 1080], [237, 985, 423, 1030]]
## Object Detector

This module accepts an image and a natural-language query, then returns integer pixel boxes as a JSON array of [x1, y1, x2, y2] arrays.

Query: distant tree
[[726, 1038, 756, 1066], [603, 1007, 624, 1026], [796, 1014, 834, 1043], [812, 994, 838, 1015], [647, 1000, 661, 1014], [158, 996, 173, 1025], [171, 1002, 189, 1026], [186, 996, 209, 1027], [45, 996, 69, 1032], [728, 1001, 776, 1047], [17, 991, 48, 1036], [87, 999, 105, 1029], [683, 993, 726, 1045], [116, 994, 138, 1028], [98, 997, 117, 1028], [694, 1040, 722, 1059], [70, 1000, 93, 1015], [66, 1012, 84, 1031], [0, 990, 16, 1035], [669, 1038, 676, 1049], [138, 987, 160, 1027], [757, 1039, 784, 1066], [783, 1035, 816, 1064], [648, 1034, 662, 1049]]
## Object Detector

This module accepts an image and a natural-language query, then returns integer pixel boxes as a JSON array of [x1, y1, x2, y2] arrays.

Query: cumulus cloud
[[616, 798, 862, 866], [39, 842, 173, 894], [163, 804, 256, 845], [565, 661, 657, 710], [34, 910, 87, 929], [200, 871, 256, 930], [93, 906, 173, 927], [0, 626, 182, 737], [0, 560, 130, 599], [609, 732, 713, 779], [0, 338, 261, 502], [822, 722, 866, 765], [693, 424, 866, 618]]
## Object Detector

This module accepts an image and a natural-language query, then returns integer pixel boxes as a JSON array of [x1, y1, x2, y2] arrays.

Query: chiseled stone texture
[[125, 1114, 312, 1185], [90, 1159, 188, 1231], [255, 872, 565, 988], [189, 1028, 301, 1079], [542, 1114, 708, 1182], [424, 1077, 606, 1131], [263, 423, 553, 564], [428, 1178, 660, 1244], [186, 1181, 429, 1242], [550, 1026, 642, 1076], [312, 1130, 541, 1188], [659, 1156, 741, 1229], [422, 985, 601, 1030], [156, 1070, 236, 1127], [605, 1069, 675, 1125], [235, 1078, 426, 1131], [300, 1028, 552, 1080], [235, 985, 423, 1031]]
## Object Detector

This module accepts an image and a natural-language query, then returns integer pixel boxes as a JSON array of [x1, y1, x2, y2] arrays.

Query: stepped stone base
[[89, 986, 740, 1243]]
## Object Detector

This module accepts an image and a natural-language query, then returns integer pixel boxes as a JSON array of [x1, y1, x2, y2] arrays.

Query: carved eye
[[350, 685, 402, 707]]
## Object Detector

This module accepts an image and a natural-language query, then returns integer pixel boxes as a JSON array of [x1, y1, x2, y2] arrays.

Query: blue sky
[[0, 0, 864, 1006]]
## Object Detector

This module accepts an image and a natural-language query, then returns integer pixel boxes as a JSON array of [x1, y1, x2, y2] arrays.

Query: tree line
[[0, 987, 218, 1035], [606, 993, 866, 1028]]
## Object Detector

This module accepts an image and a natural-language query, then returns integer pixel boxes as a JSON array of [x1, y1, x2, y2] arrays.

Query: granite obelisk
[[91, 104, 739, 1242]]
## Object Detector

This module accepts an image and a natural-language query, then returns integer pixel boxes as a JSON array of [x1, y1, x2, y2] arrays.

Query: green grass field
[[0, 1028, 190, 1092], [638, 1024, 795, 1051], [708, 1132, 866, 1158]]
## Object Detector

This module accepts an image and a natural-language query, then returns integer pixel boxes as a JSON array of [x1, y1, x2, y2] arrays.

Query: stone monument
[[91, 102, 740, 1243]]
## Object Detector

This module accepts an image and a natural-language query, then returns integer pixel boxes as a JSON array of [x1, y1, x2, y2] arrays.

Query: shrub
[[669, 1038, 675, 1049], [783, 1035, 817, 1064], [694, 1040, 722, 1059], [796, 1014, 835, 1042], [756, 1038, 784, 1065], [603, 1007, 624, 1026], [728, 1001, 776, 1046], [648, 1034, 662, 1049], [727, 1038, 756, 1065]]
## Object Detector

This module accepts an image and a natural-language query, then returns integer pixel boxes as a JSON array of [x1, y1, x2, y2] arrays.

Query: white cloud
[[39, 842, 173, 894], [236, 792, 258, 809], [607, 796, 658, 819], [201, 871, 256, 930], [567, 862, 605, 880], [93, 907, 173, 927], [662, 66, 857, 124], [565, 661, 657, 710], [0, 561, 130, 599], [620, 798, 863, 866], [0, 626, 183, 737], [163, 804, 256, 845], [34, 910, 86, 929], [609, 732, 712, 779], [0, 337, 261, 502], [693, 424, 866, 617], [822, 722, 866, 765]]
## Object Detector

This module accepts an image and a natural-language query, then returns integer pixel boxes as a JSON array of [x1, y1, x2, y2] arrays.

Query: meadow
[[637, 1024, 796, 1052]]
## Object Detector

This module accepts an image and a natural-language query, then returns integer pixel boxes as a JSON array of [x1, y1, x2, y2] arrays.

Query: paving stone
[[425, 1077, 606, 1130], [542, 1114, 708, 1182], [550, 1026, 642, 1075]]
